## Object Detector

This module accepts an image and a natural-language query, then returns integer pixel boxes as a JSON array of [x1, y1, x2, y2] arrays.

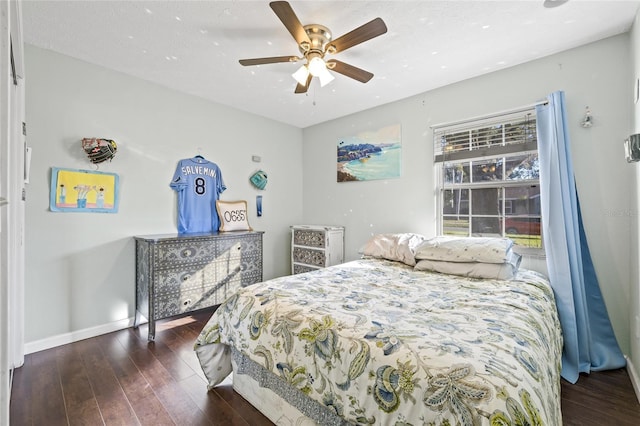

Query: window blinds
[[433, 110, 537, 163]]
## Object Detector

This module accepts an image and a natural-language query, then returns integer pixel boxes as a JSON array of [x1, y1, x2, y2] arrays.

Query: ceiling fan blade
[[327, 17, 387, 54], [239, 56, 299, 66], [294, 74, 312, 94], [270, 1, 311, 46], [326, 60, 374, 83]]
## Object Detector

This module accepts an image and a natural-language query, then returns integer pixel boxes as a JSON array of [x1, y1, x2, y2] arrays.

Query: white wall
[[24, 45, 303, 345], [303, 34, 634, 355]]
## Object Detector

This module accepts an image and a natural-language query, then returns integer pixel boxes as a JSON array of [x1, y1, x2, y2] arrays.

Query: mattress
[[195, 258, 563, 425]]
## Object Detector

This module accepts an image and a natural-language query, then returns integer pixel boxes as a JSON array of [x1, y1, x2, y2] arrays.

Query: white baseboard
[[24, 317, 136, 355], [626, 355, 640, 405]]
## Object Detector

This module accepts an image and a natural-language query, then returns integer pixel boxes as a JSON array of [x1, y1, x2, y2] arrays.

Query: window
[[434, 110, 543, 253]]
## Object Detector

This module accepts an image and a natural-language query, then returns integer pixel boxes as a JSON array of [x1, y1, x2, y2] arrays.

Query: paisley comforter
[[195, 258, 563, 425]]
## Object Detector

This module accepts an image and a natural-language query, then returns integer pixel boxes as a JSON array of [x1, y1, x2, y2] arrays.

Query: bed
[[195, 237, 563, 425]]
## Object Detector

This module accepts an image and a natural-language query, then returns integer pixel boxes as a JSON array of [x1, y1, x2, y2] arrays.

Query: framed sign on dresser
[[134, 230, 263, 340], [290, 225, 344, 274]]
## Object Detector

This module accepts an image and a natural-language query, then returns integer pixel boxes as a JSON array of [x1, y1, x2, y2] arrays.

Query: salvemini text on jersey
[[181, 165, 218, 177]]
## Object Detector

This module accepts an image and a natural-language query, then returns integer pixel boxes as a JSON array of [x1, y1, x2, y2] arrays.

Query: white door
[[0, 0, 26, 424]]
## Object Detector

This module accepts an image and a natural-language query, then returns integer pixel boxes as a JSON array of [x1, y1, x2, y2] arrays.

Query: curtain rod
[[430, 100, 549, 130]]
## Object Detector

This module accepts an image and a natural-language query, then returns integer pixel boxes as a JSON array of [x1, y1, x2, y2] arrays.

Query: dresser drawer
[[293, 229, 326, 248], [293, 264, 318, 275], [154, 266, 206, 296], [155, 260, 232, 296], [241, 267, 262, 286], [153, 289, 200, 318], [241, 252, 263, 279], [154, 240, 216, 266], [212, 252, 242, 285], [217, 234, 262, 256], [292, 246, 326, 267], [153, 277, 243, 319], [156, 257, 244, 295]]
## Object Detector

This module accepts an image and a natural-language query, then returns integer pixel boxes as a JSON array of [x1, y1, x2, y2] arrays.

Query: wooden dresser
[[290, 225, 344, 274], [134, 231, 263, 340]]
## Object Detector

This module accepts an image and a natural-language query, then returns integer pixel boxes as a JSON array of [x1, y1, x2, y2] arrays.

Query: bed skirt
[[231, 348, 350, 426]]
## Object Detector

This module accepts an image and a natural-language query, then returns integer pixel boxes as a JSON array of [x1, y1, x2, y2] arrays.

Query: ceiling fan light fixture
[[241, 1, 387, 94], [318, 67, 335, 87], [292, 65, 310, 85], [307, 56, 327, 77]]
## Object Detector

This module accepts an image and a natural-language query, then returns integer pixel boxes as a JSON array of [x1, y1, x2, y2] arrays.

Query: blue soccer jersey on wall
[[170, 156, 226, 233]]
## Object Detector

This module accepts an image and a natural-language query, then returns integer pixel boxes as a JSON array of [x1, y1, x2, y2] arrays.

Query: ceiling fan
[[239, 1, 387, 94]]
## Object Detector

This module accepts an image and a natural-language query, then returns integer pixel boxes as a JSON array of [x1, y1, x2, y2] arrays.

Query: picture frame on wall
[[49, 167, 120, 213], [337, 123, 402, 182]]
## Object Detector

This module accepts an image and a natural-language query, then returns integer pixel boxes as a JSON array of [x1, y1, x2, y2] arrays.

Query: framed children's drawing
[[50, 167, 119, 213]]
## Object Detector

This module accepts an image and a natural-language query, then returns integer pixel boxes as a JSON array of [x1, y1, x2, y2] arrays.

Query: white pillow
[[216, 200, 252, 231], [361, 233, 427, 266], [414, 236, 514, 264], [414, 250, 522, 280]]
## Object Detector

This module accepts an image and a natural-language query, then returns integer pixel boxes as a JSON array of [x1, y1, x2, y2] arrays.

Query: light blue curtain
[[536, 91, 626, 384]]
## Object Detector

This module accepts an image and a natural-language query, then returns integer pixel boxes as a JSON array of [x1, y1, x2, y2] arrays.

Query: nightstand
[[290, 225, 344, 274]]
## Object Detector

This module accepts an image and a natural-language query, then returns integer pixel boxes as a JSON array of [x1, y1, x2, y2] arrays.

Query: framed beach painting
[[50, 167, 119, 213], [337, 123, 401, 182]]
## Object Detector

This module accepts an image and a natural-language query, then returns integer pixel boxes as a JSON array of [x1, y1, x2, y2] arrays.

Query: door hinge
[[22, 122, 26, 136]]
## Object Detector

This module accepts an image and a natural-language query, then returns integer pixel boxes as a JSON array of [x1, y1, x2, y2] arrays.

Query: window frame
[[433, 110, 545, 256]]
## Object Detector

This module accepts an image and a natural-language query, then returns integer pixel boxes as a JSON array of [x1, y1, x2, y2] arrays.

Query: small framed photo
[[50, 167, 119, 213]]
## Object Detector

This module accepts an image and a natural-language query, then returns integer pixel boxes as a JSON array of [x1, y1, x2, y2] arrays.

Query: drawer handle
[[183, 299, 192, 306]]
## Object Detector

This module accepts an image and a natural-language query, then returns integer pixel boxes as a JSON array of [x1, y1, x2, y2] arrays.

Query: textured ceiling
[[21, 0, 640, 128]]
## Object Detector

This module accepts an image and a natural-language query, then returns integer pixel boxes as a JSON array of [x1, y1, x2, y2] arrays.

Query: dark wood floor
[[9, 309, 640, 425]]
